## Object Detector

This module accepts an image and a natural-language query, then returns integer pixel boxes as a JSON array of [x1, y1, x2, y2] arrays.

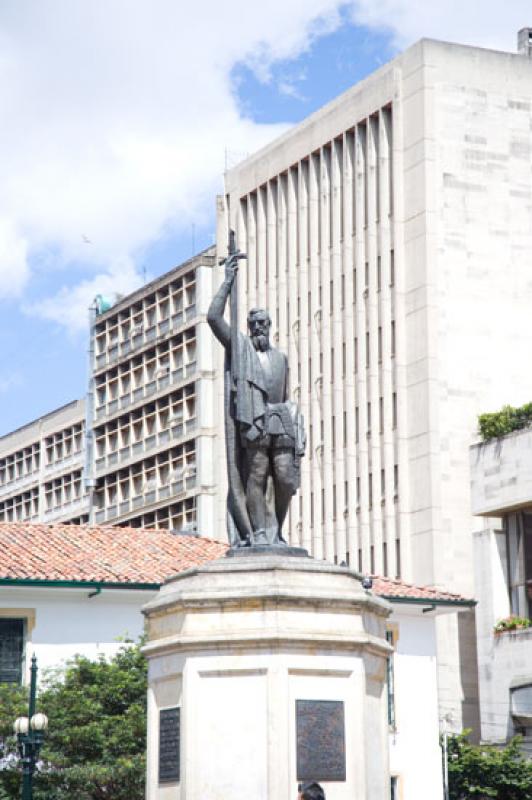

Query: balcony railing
[[95, 364, 196, 421], [0, 471, 40, 498], [93, 474, 197, 524], [44, 451, 84, 475], [94, 418, 197, 473], [42, 496, 90, 522], [94, 305, 197, 371]]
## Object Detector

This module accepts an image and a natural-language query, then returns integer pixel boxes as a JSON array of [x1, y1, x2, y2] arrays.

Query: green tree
[[0, 642, 147, 800], [448, 732, 532, 800]]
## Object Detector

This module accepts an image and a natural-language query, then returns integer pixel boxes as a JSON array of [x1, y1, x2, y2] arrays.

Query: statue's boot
[[251, 528, 269, 546]]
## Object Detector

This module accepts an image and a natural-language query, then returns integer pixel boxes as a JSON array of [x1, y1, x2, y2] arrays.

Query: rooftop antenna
[[192, 223, 196, 255]]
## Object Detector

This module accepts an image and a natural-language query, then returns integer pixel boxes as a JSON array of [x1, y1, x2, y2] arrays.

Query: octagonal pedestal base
[[143, 552, 392, 800]]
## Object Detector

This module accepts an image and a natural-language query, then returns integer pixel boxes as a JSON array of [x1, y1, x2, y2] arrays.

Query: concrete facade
[[0, 248, 221, 534], [221, 37, 532, 730], [471, 430, 532, 754]]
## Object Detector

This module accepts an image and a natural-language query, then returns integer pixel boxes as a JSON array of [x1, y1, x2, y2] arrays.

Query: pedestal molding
[[142, 630, 393, 658], [143, 588, 390, 616]]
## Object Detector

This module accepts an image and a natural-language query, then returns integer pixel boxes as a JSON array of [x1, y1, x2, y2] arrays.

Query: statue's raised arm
[[206, 255, 238, 348]]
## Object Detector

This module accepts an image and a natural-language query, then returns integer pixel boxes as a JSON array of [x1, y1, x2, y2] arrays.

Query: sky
[[0, 0, 530, 435]]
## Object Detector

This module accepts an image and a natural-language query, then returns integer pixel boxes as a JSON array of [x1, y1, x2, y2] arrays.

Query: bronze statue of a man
[[208, 237, 305, 548]]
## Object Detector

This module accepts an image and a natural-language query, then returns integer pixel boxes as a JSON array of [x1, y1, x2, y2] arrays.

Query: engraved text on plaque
[[296, 699, 346, 782], [159, 707, 180, 783]]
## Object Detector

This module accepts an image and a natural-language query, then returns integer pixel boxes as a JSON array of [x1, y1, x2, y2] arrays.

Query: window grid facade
[[43, 470, 85, 521], [0, 486, 39, 522], [231, 106, 400, 576], [94, 272, 196, 371], [94, 385, 196, 473], [0, 402, 88, 524], [93, 442, 197, 526], [0, 249, 217, 533], [0, 443, 40, 496], [94, 330, 197, 421]]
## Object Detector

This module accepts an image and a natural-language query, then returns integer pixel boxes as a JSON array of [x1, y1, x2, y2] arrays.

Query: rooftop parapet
[[470, 427, 532, 516]]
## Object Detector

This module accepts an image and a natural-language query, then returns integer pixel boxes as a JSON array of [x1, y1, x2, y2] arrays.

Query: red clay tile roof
[[371, 576, 474, 605], [0, 522, 474, 604], [0, 522, 227, 585]]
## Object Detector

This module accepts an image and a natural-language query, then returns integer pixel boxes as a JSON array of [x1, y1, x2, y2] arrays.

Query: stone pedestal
[[143, 554, 392, 800]]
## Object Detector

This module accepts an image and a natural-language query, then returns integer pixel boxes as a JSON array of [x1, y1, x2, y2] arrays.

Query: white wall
[[389, 607, 444, 800], [0, 585, 150, 680]]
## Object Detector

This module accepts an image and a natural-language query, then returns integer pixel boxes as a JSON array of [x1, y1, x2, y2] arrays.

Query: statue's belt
[[241, 402, 296, 443]]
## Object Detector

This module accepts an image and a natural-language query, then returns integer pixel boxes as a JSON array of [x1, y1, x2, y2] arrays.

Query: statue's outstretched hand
[[224, 254, 240, 283]]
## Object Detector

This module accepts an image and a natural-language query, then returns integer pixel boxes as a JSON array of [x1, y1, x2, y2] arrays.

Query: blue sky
[[0, 1, 527, 435]]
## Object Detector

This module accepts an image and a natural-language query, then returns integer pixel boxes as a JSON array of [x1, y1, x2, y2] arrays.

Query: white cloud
[[24, 258, 144, 335], [350, 0, 531, 51], [1, 0, 529, 334], [0, 218, 29, 297], [0, 0, 346, 330]]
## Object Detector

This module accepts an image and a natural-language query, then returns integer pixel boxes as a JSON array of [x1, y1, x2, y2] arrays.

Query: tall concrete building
[[220, 34, 532, 729], [0, 248, 220, 533]]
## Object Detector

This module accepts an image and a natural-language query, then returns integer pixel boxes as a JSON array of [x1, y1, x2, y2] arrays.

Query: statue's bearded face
[[248, 310, 271, 351]]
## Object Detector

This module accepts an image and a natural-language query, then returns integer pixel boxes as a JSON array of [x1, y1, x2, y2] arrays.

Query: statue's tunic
[[234, 335, 293, 446]]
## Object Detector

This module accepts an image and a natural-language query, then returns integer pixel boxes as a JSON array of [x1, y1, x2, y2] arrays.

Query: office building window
[[508, 512, 532, 618]]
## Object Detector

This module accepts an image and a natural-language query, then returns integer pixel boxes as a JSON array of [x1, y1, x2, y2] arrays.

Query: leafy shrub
[[478, 403, 532, 441], [494, 615, 532, 634], [0, 642, 147, 800], [448, 732, 532, 799]]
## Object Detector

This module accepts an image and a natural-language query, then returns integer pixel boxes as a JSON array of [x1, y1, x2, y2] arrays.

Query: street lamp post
[[13, 655, 48, 800]]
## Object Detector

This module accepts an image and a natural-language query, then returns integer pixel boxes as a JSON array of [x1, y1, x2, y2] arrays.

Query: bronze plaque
[[159, 707, 180, 783], [296, 699, 346, 782]]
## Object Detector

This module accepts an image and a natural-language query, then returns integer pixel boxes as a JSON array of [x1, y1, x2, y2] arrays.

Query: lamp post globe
[[30, 714, 48, 732], [13, 718, 29, 736]]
